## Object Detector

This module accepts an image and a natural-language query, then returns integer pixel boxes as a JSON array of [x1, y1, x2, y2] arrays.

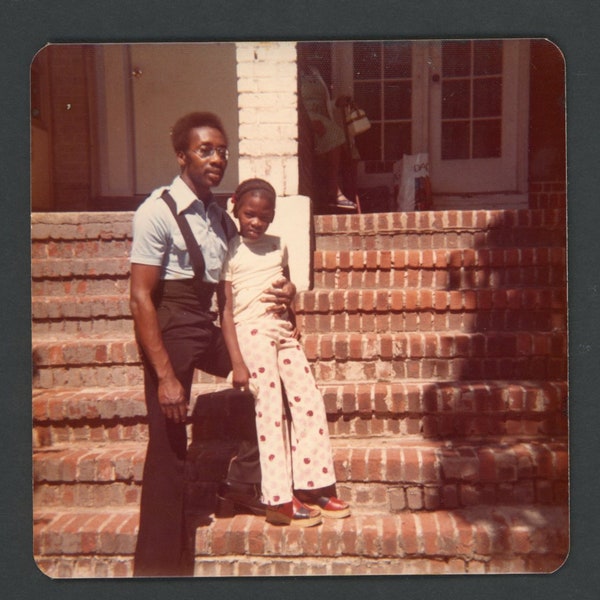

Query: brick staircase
[[32, 208, 568, 577]]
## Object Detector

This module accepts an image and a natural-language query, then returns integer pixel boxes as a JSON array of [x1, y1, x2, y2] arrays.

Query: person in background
[[299, 64, 358, 212]]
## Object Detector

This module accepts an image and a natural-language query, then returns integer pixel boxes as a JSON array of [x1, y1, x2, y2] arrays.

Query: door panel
[[429, 40, 529, 194], [129, 43, 239, 195], [350, 41, 414, 166]]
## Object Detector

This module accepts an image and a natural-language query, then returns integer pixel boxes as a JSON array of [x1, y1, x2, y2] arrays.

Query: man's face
[[177, 126, 228, 196]]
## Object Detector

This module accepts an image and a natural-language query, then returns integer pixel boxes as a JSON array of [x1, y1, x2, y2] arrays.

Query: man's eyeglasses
[[192, 144, 229, 160]]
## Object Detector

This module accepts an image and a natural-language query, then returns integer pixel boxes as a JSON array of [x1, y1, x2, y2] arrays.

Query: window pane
[[384, 122, 412, 161], [354, 81, 381, 121], [352, 40, 415, 170], [442, 121, 470, 160], [442, 79, 471, 119], [384, 81, 412, 120], [473, 40, 503, 75], [383, 42, 412, 78], [473, 119, 501, 158], [473, 77, 502, 117], [355, 122, 381, 161], [298, 42, 333, 86], [442, 41, 471, 77], [353, 42, 381, 80]]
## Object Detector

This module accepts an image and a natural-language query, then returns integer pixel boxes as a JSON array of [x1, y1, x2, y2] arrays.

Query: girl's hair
[[232, 178, 276, 217]]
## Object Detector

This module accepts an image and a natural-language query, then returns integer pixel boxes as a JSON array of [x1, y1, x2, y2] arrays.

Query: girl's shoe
[[265, 496, 322, 527], [296, 491, 351, 519]]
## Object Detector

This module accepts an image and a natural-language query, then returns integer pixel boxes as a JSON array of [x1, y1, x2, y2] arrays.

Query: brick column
[[235, 42, 299, 196]]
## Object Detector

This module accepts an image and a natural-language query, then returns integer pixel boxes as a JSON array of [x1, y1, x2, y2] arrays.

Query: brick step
[[311, 357, 567, 384], [33, 504, 569, 577], [322, 380, 567, 439], [295, 287, 566, 334], [314, 209, 565, 251], [314, 208, 565, 233], [192, 505, 568, 575], [33, 380, 567, 448], [31, 211, 133, 243], [313, 248, 565, 290], [304, 331, 566, 383], [31, 257, 131, 298], [32, 331, 568, 366], [32, 332, 141, 389], [33, 360, 567, 392], [302, 331, 567, 361], [33, 437, 568, 512], [31, 330, 567, 389], [30, 209, 564, 254], [31, 256, 130, 279], [31, 286, 567, 335], [32, 273, 130, 298], [31, 236, 132, 260], [32, 247, 565, 286], [32, 295, 133, 335], [32, 383, 227, 447], [33, 441, 145, 509]]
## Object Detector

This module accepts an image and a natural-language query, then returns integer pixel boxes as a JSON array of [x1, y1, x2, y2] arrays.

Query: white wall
[[234, 41, 311, 291]]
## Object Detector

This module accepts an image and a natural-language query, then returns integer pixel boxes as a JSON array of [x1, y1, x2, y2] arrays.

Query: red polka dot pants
[[236, 317, 336, 505]]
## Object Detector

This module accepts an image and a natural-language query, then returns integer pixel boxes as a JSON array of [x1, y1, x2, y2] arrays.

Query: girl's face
[[236, 192, 275, 240]]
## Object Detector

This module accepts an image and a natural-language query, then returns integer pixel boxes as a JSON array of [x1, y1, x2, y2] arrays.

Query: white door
[[94, 43, 239, 198], [428, 40, 529, 195], [129, 43, 239, 195], [334, 40, 529, 201]]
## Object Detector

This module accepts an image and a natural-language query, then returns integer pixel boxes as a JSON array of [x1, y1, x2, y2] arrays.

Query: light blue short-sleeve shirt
[[130, 175, 235, 283]]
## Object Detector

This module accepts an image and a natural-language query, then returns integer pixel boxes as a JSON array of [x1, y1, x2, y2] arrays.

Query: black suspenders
[[160, 189, 236, 280], [161, 189, 206, 279]]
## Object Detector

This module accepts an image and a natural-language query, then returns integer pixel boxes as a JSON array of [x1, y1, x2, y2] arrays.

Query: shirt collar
[[169, 175, 215, 215]]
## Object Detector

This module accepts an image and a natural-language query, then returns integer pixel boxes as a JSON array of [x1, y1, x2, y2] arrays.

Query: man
[[129, 112, 295, 576]]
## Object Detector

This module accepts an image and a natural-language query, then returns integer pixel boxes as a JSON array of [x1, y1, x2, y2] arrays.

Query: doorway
[[95, 43, 239, 201], [332, 39, 530, 209]]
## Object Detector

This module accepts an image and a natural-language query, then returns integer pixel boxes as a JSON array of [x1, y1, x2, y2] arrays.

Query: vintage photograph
[[31, 39, 567, 577]]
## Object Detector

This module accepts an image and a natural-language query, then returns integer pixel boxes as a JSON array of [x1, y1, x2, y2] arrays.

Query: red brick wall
[[529, 181, 566, 210]]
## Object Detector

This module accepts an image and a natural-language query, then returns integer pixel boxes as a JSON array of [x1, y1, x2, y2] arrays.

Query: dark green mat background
[[3, 1, 598, 598]]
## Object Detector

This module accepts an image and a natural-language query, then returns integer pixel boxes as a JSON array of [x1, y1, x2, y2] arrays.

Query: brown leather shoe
[[295, 491, 351, 519], [216, 481, 266, 516], [265, 496, 322, 527]]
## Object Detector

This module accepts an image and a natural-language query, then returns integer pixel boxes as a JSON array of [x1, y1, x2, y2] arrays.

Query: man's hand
[[157, 374, 188, 423], [130, 263, 188, 423], [261, 277, 296, 315]]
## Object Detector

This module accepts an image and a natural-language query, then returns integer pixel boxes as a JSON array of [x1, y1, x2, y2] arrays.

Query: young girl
[[219, 178, 350, 527]]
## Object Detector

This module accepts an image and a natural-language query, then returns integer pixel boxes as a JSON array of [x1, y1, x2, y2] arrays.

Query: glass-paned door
[[337, 39, 529, 197], [352, 41, 414, 173], [129, 43, 239, 195], [429, 39, 529, 194], [439, 40, 503, 160]]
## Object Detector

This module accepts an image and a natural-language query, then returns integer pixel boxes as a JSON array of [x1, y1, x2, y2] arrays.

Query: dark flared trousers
[[133, 279, 260, 577]]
